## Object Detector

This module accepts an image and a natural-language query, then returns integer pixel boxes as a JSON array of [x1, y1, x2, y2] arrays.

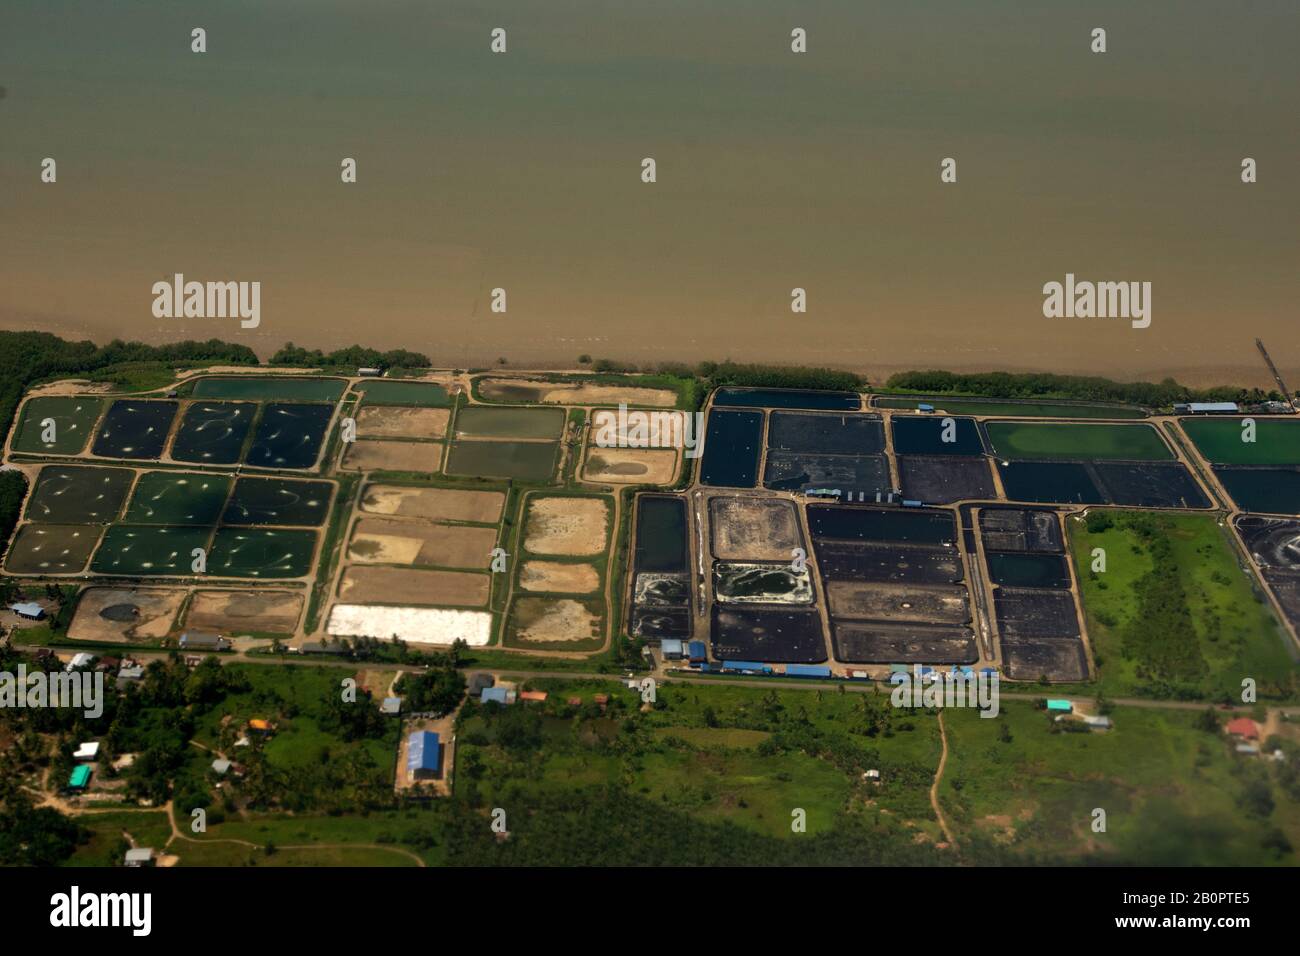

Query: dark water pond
[[700, 409, 763, 487]]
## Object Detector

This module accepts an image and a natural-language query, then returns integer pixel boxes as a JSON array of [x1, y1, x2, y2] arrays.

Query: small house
[[1226, 717, 1260, 740], [660, 639, 685, 660], [212, 758, 232, 776], [73, 741, 100, 761], [380, 697, 402, 716], [7, 602, 45, 621], [1046, 699, 1073, 714], [68, 765, 92, 791], [124, 848, 156, 868], [481, 687, 509, 705], [519, 690, 547, 703]]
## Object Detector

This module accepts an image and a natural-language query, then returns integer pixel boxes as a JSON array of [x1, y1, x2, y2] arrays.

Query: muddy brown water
[[4, 4, 1295, 388]]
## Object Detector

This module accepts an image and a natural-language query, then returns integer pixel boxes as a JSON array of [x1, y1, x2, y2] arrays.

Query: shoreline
[[0, 320, 1277, 393]]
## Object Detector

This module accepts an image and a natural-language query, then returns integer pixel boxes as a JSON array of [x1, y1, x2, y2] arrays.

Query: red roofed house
[[519, 690, 548, 703], [1226, 717, 1260, 740]]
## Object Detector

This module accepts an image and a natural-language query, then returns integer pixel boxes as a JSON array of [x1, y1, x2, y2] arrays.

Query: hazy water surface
[[2, 1, 1297, 386]]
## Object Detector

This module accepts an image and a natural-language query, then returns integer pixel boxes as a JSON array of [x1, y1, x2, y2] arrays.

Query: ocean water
[[1, 1, 1298, 385]]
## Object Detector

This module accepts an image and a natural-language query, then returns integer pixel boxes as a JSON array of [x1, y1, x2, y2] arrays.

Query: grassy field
[[460, 678, 943, 842], [64, 811, 174, 867], [1067, 511, 1297, 700], [59, 676, 1300, 866], [67, 808, 435, 866], [189, 664, 399, 795], [876, 396, 1146, 419], [985, 421, 1174, 461], [1182, 417, 1300, 465], [941, 701, 1297, 864]]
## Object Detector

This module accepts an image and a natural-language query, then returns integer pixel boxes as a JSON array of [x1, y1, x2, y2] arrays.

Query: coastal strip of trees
[[269, 343, 430, 372], [885, 369, 1278, 408]]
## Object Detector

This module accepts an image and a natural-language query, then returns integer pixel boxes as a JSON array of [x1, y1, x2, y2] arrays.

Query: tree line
[[885, 369, 1275, 408]]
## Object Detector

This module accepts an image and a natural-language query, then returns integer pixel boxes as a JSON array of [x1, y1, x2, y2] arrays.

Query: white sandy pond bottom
[[326, 604, 492, 646]]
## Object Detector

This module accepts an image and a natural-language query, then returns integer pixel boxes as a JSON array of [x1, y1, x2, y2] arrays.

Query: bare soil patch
[[479, 378, 676, 407], [510, 597, 602, 643], [339, 565, 490, 607], [589, 408, 693, 444], [709, 496, 802, 561], [523, 496, 610, 556], [341, 440, 442, 473], [25, 380, 115, 397], [348, 518, 497, 569], [186, 589, 304, 634], [360, 484, 503, 523], [518, 560, 601, 594], [583, 447, 678, 484], [68, 587, 187, 642], [356, 406, 449, 440]]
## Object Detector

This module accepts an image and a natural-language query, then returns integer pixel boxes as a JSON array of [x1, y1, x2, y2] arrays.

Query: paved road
[[13, 637, 1294, 716]]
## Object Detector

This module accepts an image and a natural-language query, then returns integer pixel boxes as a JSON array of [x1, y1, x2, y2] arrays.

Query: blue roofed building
[[7, 602, 45, 620], [722, 661, 770, 674], [785, 664, 832, 679], [407, 731, 442, 781]]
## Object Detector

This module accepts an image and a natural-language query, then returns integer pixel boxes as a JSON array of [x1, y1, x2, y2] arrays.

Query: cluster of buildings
[[66, 740, 101, 792], [657, 639, 1005, 684], [1045, 698, 1113, 730], [54, 651, 146, 684], [1172, 400, 1294, 415], [1226, 717, 1287, 760]]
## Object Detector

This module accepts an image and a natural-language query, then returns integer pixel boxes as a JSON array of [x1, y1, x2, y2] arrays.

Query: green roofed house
[[68, 765, 92, 790], [1046, 699, 1073, 713]]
